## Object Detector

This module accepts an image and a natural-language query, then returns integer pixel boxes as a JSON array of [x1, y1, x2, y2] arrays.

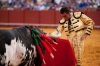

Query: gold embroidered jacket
[[51, 12, 94, 37]]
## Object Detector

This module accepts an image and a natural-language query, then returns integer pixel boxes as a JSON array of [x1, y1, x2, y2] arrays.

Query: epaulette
[[73, 12, 84, 19], [59, 18, 66, 24]]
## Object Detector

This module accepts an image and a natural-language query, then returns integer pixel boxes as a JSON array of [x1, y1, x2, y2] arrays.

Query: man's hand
[[81, 33, 88, 40], [46, 33, 57, 38], [46, 33, 50, 37], [46, 33, 61, 39]]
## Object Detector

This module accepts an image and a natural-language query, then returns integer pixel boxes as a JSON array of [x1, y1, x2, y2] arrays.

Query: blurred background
[[0, 0, 100, 11], [0, 0, 100, 66], [0, 0, 100, 27]]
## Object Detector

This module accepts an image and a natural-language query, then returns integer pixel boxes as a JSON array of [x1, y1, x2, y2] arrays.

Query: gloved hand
[[46, 33, 61, 39], [46, 33, 56, 42]]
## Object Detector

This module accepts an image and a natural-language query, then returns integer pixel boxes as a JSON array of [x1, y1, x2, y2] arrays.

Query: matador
[[47, 7, 95, 66]]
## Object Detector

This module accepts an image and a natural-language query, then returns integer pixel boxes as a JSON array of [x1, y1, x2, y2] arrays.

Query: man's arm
[[81, 13, 95, 35], [46, 24, 64, 38], [79, 13, 95, 40]]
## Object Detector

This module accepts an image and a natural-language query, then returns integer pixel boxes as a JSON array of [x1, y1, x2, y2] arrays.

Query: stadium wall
[[0, 10, 100, 28]]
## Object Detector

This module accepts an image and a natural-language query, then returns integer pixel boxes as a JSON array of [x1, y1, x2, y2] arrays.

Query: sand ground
[[0, 27, 100, 66]]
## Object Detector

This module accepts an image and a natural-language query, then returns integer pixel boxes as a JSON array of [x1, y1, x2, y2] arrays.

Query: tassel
[[36, 46, 46, 65], [40, 40, 54, 58], [40, 33, 58, 45], [44, 39, 57, 51]]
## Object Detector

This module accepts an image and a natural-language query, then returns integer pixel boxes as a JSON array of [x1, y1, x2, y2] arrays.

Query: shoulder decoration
[[73, 12, 84, 19], [59, 18, 66, 24]]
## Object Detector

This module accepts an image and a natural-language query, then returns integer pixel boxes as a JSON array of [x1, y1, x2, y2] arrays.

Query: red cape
[[42, 38, 76, 66]]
